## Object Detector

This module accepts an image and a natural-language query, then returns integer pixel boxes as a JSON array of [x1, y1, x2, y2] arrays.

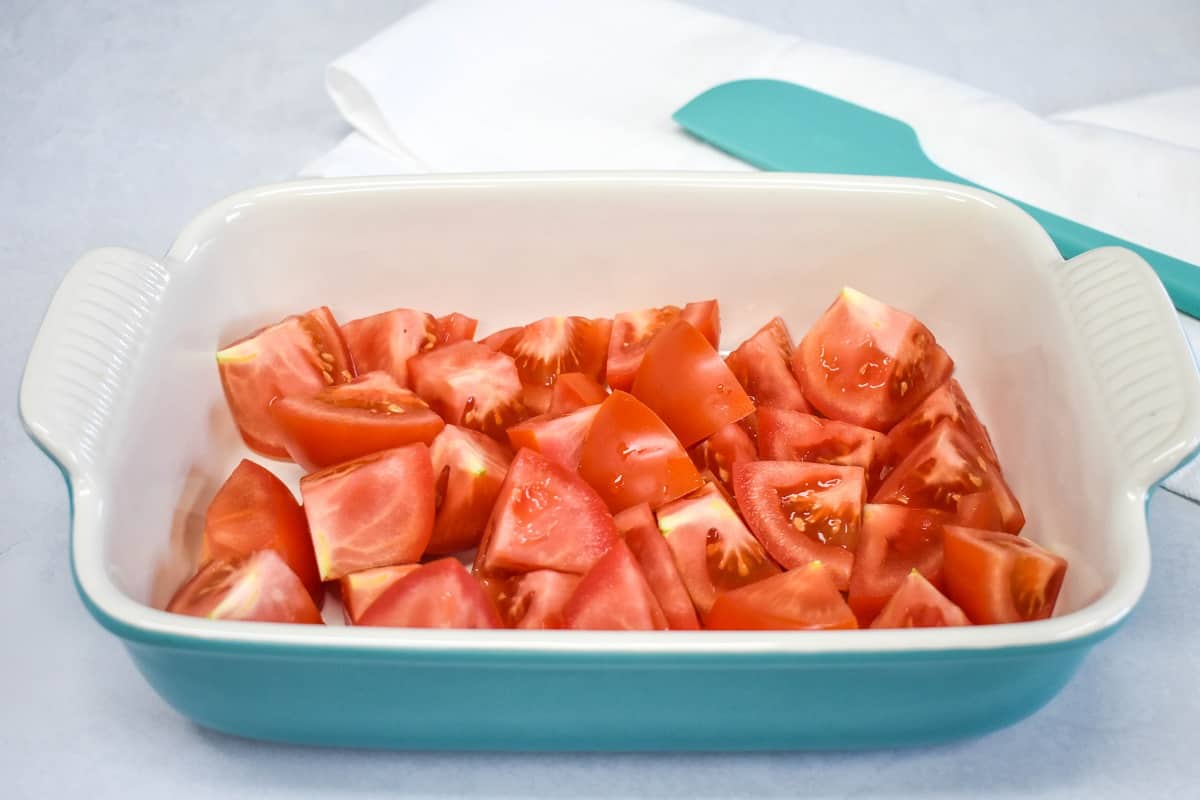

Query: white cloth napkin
[[305, 0, 1200, 501]]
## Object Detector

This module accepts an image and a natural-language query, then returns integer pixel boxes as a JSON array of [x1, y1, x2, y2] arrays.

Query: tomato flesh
[[706, 562, 857, 631], [488, 569, 581, 629], [578, 391, 703, 512], [358, 558, 502, 628], [562, 540, 669, 630], [504, 316, 612, 412], [847, 504, 952, 625], [479, 326, 522, 351], [548, 372, 608, 414], [201, 459, 321, 603], [435, 312, 478, 346], [427, 425, 513, 555], [339, 563, 421, 623], [687, 421, 757, 498], [167, 550, 323, 624], [943, 525, 1067, 624], [506, 405, 599, 471], [606, 304, 682, 390], [217, 306, 353, 458], [341, 307, 437, 386], [725, 317, 811, 414], [793, 288, 953, 431], [681, 299, 721, 348], [616, 503, 702, 630], [408, 340, 528, 439], [887, 378, 999, 466], [870, 570, 971, 629], [757, 407, 889, 490], [300, 444, 435, 580]]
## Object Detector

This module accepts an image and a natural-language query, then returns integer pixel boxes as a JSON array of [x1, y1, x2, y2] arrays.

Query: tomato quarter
[[357, 558, 502, 628], [847, 504, 952, 625], [562, 540, 669, 631], [887, 378, 999, 466], [680, 299, 721, 348], [605, 304, 682, 390], [167, 550, 323, 624], [870, 570, 970, 629], [504, 315, 612, 412], [616, 503, 701, 630], [427, 425, 513, 555], [943, 526, 1067, 624], [505, 404, 599, 471], [408, 340, 528, 439], [434, 312, 478, 346], [548, 372, 608, 414], [725, 316, 811, 414], [489, 569, 581, 629], [706, 562, 858, 631], [687, 421, 757, 498], [757, 407, 889, 489], [339, 564, 421, 624], [341, 307, 437, 386]]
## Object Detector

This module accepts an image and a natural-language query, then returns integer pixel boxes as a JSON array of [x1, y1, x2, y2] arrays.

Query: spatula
[[674, 79, 1200, 319]]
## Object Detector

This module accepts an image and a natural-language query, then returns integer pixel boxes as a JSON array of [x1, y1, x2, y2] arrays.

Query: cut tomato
[[562, 540, 669, 630], [870, 570, 970, 628], [793, 287, 953, 431], [725, 317, 812, 414], [434, 312, 478, 346], [757, 407, 889, 489], [167, 550, 323, 624], [506, 404, 599, 471], [339, 564, 421, 624], [270, 371, 445, 471], [426, 425, 513, 555], [943, 526, 1067, 624], [217, 306, 353, 458], [732, 461, 863, 588], [577, 391, 703, 512], [475, 448, 620, 575], [631, 320, 754, 446], [357, 558, 502, 628], [680, 299, 720, 348], [606, 304, 682, 391], [340, 307, 437, 386], [503, 316, 612, 413], [847, 504, 952, 625], [408, 340, 528, 438], [479, 326, 521, 351], [887, 378, 999, 466], [873, 420, 1024, 533], [618, 503, 701, 630], [300, 444, 434, 580], [687, 421, 757, 498], [656, 486, 780, 616], [548, 372, 608, 414], [706, 562, 858, 631], [488, 569, 581, 629], [201, 459, 321, 603]]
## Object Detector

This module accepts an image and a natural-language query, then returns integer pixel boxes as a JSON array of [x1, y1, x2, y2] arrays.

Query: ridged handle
[[20, 247, 171, 473], [1054, 247, 1200, 493]]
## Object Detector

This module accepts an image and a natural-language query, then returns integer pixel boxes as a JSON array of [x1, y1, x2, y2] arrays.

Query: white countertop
[[4, 1, 1199, 797]]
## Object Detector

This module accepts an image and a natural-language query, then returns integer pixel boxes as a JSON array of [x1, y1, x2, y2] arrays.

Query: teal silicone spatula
[[674, 79, 1200, 318]]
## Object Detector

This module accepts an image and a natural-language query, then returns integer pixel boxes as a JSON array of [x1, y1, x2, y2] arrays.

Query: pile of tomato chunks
[[168, 288, 1069, 631]]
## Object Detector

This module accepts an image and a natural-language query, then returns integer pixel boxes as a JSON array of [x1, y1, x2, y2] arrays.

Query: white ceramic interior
[[21, 173, 1200, 653]]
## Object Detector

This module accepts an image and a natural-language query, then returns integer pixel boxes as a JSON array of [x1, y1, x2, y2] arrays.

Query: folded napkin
[[305, 0, 1200, 501]]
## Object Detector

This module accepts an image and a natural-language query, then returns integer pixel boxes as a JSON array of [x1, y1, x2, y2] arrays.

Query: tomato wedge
[[847, 504, 952, 625], [339, 564, 421, 623], [562, 540, 669, 631], [434, 312, 478, 346], [167, 550, 323, 624], [680, 299, 721, 348], [217, 306, 353, 458], [757, 407, 889, 489], [793, 288, 953, 431], [687, 421, 757, 497], [479, 326, 521, 351], [506, 404, 599, 471], [577, 391, 703, 512], [706, 562, 858, 631], [617, 504, 701, 630], [201, 459, 321, 603], [475, 448, 620, 575], [548, 372, 608, 414], [873, 421, 1024, 533], [606, 304, 681, 391], [340, 307, 437, 386], [503, 316, 612, 413], [631, 320, 754, 446], [725, 317, 811, 414], [870, 570, 971, 629], [357, 558, 502, 628], [270, 371, 445, 471], [408, 340, 528, 439], [488, 569, 581, 629], [300, 444, 435, 580], [731, 461, 863, 588], [943, 526, 1067, 624], [887, 378, 999, 466], [656, 484, 780, 617], [427, 425, 513, 555]]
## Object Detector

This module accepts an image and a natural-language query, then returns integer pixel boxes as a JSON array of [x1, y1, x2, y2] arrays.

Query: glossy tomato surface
[[357, 558, 502, 628], [562, 540, 669, 631], [706, 562, 857, 631], [167, 550, 323, 624], [680, 299, 720, 348], [943, 525, 1067, 624]]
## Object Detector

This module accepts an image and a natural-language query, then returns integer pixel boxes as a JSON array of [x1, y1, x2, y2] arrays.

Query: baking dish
[[20, 173, 1200, 751]]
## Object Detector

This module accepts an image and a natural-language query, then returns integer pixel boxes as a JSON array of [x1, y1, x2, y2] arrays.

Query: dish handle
[[1054, 247, 1200, 494], [20, 247, 171, 474]]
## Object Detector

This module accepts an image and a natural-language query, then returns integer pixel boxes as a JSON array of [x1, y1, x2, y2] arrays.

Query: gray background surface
[[3, 1, 1199, 797]]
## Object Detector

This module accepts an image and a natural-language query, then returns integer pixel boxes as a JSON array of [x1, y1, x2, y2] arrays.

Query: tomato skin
[[631, 320, 755, 446], [357, 558, 502, 629], [616, 503, 702, 630], [408, 340, 528, 439], [870, 570, 970, 629], [426, 425, 513, 555], [687, 421, 757, 497], [706, 562, 858, 631], [487, 569, 581, 629], [504, 316, 612, 413], [731, 461, 862, 588], [341, 307, 437, 387], [339, 564, 421, 624], [167, 550, 324, 624], [506, 405, 599, 471], [847, 504, 952, 625], [270, 371, 445, 471], [479, 326, 522, 351], [562, 540, 669, 631], [435, 312, 478, 346], [578, 391, 704, 512], [217, 306, 354, 458], [793, 288, 953, 431], [475, 448, 620, 576], [757, 407, 889, 490], [886, 379, 999, 466], [606, 304, 682, 391], [201, 459, 322, 603], [680, 299, 720, 348], [943, 526, 1068, 624], [725, 317, 811, 414], [299, 444, 435, 580], [548, 372, 608, 414]]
